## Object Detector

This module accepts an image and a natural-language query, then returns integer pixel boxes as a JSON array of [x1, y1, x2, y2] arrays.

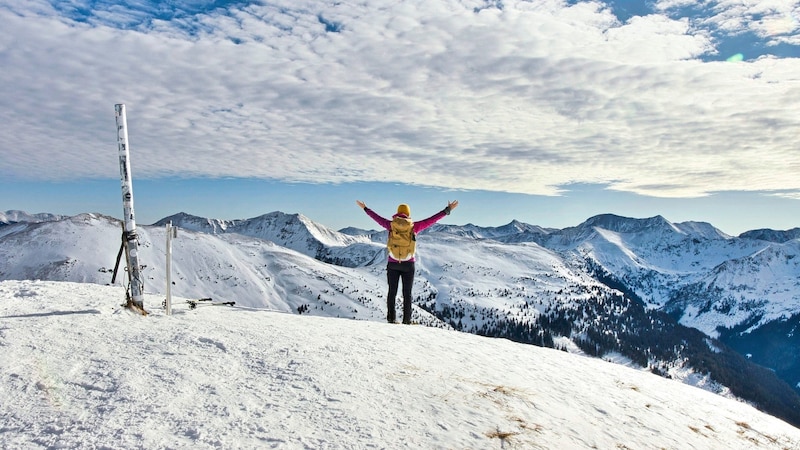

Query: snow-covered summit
[[739, 227, 800, 243], [153, 212, 242, 234], [674, 220, 732, 240], [430, 220, 554, 242], [0, 210, 65, 225], [1, 279, 798, 449], [573, 214, 730, 240], [156, 211, 369, 250], [582, 213, 678, 234], [153, 211, 378, 266], [337, 226, 377, 236]]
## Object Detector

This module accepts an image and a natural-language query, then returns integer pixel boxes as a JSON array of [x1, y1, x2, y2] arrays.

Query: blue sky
[[1, 0, 799, 235]]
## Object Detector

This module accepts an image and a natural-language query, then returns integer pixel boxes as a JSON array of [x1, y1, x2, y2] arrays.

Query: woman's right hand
[[356, 200, 366, 209]]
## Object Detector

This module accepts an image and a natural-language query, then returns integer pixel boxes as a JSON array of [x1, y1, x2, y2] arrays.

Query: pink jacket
[[363, 207, 449, 262]]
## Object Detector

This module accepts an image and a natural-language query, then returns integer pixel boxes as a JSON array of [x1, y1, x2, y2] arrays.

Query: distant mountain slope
[[667, 240, 800, 336], [536, 214, 800, 407], [150, 211, 242, 234], [1, 209, 65, 224], [546, 214, 766, 305], [154, 211, 379, 267], [429, 219, 554, 242], [739, 227, 800, 243]]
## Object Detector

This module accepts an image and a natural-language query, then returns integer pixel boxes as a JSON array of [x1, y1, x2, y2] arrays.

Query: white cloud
[[0, 0, 799, 201], [658, 0, 800, 44]]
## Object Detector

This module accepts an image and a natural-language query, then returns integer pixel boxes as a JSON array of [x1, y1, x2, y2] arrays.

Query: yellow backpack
[[388, 216, 416, 261]]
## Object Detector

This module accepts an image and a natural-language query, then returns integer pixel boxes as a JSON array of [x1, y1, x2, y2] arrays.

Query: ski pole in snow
[[115, 104, 146, 312]]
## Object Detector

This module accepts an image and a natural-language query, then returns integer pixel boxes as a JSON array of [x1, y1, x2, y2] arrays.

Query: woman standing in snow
[[356, 200, 458, 324]]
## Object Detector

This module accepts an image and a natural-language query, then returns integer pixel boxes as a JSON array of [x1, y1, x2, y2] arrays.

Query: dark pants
[[386, 261, 415, 324]]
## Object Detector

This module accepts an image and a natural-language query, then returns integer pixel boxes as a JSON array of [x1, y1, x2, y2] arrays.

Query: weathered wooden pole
[[115, 103, 146, 312]]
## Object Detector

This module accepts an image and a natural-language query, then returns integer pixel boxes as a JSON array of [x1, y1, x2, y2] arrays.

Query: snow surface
[[2, 280, 799, 449]]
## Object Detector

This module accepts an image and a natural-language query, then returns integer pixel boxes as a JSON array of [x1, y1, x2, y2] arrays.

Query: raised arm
[[414, 200, 459, 233], [356, 200, 391, 230]]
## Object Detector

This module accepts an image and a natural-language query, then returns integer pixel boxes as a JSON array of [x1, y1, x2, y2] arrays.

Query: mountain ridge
[[0, 210, 67, 225]]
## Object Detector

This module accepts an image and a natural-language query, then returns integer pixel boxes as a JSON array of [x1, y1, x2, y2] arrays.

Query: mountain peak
[[153, 212, 238, 234], [1, 210, 66, 224], [674, 221, 731, 240], [739, 228, 800, 243], [581, 214, 675, 234], [151, 211, 371, 265]]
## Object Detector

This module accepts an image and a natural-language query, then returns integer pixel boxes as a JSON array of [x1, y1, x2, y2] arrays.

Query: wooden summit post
[[115, 103, 147, 315]]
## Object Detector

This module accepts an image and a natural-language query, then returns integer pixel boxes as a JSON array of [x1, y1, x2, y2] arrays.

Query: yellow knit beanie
[[396, 204, 411, 216]]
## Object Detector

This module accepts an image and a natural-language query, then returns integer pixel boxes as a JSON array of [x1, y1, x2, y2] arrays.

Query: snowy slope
[[0, 210, 65, 225], [739, 227, 800, 243], [670, 239, 800, 336], [1, 279, 798, 450], [160, 211, 383, 267], [546, 214, 800, 321], [154, 211, 374, 265], [0, 214, 120, 283], [415, 232, 599, 327]]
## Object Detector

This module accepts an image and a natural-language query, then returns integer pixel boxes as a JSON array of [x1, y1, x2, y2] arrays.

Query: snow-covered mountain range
[[2, 209, 799, 427]]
